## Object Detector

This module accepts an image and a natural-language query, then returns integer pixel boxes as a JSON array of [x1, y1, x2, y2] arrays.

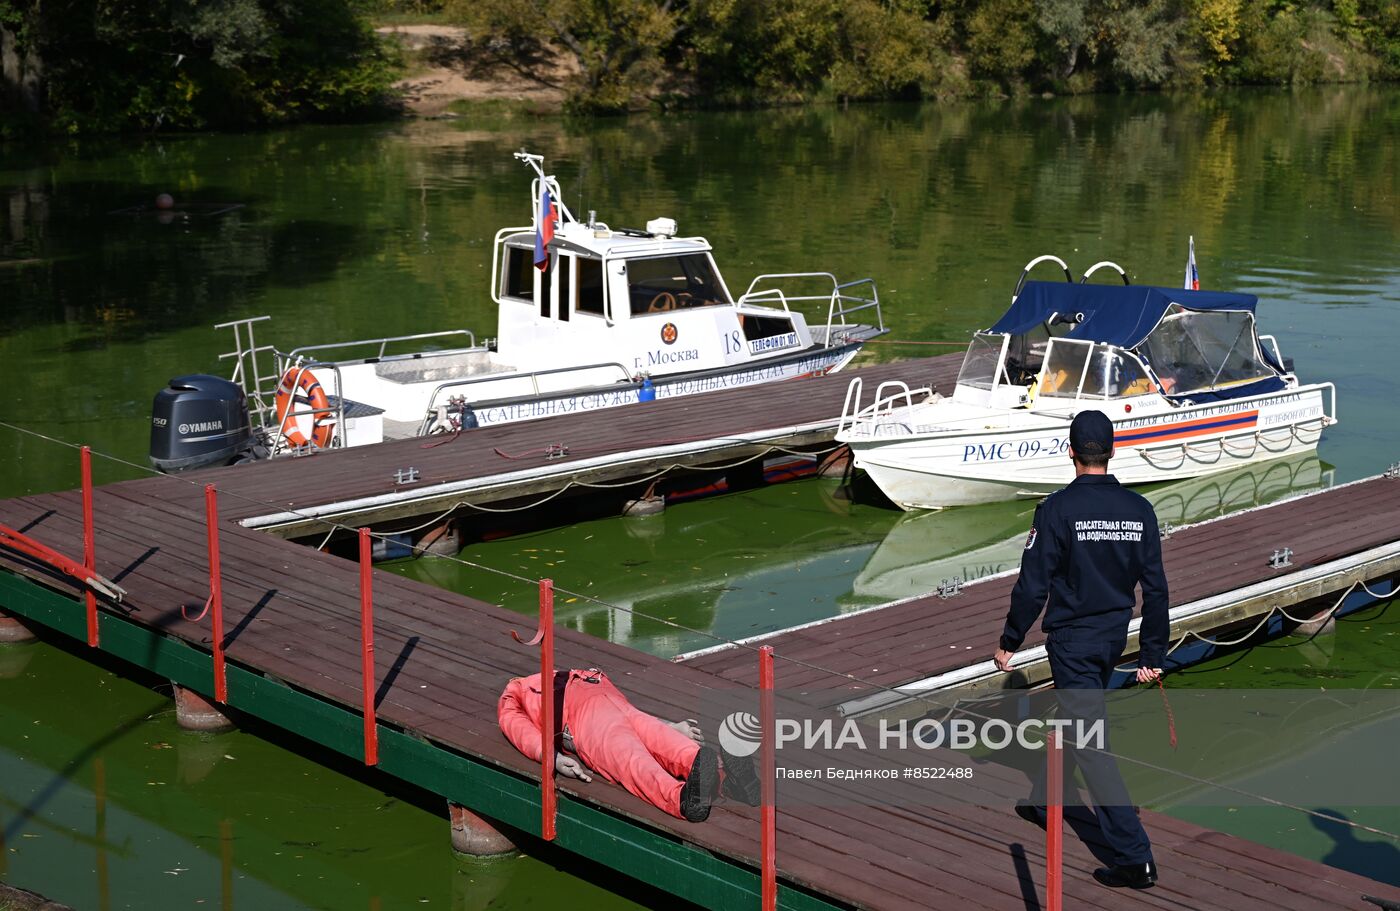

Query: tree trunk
[[1, 21, 43, 113], [1063, 43, 1079, 79]]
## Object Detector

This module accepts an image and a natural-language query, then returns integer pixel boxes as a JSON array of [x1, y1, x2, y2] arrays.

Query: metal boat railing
[[216, 315, 279, 433], [837, 377, 930, 437], [738, 273, 884, 348], [282, 329, 480, 368], [419, 361, 635, 431], [264, 360, 349, 457]]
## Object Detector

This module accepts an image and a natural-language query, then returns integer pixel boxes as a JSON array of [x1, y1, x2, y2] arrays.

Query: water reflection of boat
[[852, 454, 1333, 602], [838, 257, 1337, 509]]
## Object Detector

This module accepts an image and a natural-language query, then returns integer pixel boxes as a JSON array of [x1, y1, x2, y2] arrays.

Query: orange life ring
[[274, 367, 333, 449]]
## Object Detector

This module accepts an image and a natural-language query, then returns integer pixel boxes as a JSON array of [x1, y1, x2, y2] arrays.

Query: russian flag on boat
[[534, 186, 556, 272], [1184, 236, 1199, 290]]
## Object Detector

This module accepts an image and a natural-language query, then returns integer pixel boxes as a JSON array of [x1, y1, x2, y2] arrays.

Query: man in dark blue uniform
[[993, 410, 1170, 890]]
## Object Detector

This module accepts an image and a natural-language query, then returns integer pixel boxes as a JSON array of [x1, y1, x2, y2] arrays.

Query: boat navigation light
[[646, 217, 677, 238]]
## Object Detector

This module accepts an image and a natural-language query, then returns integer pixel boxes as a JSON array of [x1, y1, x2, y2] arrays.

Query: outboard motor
[[149, 375, 253, 473]]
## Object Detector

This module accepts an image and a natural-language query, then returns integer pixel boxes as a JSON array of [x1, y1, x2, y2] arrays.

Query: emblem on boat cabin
[[661, 322, 678, 345]]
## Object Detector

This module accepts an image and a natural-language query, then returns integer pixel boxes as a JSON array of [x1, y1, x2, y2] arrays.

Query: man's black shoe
[[680, 746, 720, 822], [720, 748, 762, 807], [1093, 862, 1157, 889], [1014, 802, 1047, 830]]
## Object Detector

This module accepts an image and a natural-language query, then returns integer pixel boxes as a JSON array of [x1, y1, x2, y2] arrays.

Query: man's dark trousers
[[1029, 630, 1154, 867]]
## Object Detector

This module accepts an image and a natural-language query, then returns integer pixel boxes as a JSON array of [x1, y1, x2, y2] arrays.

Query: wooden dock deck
[[2, 358, 1399, 910], [166, 354, 965, 538], [683, 474, 1400, 715]]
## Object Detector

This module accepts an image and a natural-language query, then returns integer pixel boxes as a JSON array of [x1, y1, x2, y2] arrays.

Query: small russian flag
[[534, 186, 556, 272], [1184, 235, 1199, 290]]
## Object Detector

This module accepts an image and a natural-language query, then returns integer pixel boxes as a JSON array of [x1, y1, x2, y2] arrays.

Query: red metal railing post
[[760, 644, 776, 911], [81, 446, 98, 647], [539, 578, 557, 841], [359, 528, 378, 766], [1046, 730, 1063, 911], [204, 485, 227, 703]]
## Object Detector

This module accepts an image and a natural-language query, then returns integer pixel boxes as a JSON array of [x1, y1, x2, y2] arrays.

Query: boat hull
[[468, 341, 862, 428], [848, 385, 1333, 509]]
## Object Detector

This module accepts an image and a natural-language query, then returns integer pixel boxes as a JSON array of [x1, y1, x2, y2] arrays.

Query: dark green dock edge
[[0, 571, 845, 911]]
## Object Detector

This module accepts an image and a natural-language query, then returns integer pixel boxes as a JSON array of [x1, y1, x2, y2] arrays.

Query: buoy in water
[[173, 684, 235, 732], [449, 802, 517, 857], [0, 611, 36, 643], [622, 494, 665, 517]]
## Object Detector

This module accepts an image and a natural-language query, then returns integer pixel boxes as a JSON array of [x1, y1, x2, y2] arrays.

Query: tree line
[[2, 0, 1397, 133], [0, 0, 398, 135], [452, 0, 1400, 111]]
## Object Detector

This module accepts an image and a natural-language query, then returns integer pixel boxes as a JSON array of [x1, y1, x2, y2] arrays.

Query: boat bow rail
[[838, 377, 932, 438], [738, 272, 885, 346]]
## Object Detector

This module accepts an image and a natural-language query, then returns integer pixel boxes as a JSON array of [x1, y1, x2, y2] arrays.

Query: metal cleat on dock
[[937, 577, 963, 599], [1385, 462, 1400, 480], [394, 467, 421, 485], [546, 443, 570, 460], [1268, 547, 1294, 569], [1160, 520, 1175, 539]]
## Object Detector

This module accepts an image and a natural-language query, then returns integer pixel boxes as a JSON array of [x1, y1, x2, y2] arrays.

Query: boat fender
[[274, 367, 334, 450], [638, 377, 656, 403]]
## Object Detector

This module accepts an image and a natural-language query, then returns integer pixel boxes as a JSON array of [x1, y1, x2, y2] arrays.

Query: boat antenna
[[513, 149, 575, 225]]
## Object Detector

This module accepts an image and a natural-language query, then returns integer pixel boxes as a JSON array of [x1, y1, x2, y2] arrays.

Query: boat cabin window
[[956, 332, 1011, 390], [555, 254, 571, 322], [1005, 324, 1052, 385], [502, 245, 535, 303], [576, 257, 606, 317], [1138, 306, 1275, 396], [1038, 340, 1155, 399], [626, 254, 728, 316]]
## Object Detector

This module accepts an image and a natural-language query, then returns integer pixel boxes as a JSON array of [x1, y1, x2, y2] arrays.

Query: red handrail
[[760, 644, 776, 911], [508, 579, 557, 841], [539, 579, 556, 841], [1046, 730, 1063, 911], [359, 528, 379, 767], [0, 524, 124, 602], [205, 485, 227, 703]]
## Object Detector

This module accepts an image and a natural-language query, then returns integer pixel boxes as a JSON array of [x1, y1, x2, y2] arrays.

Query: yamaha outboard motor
[[150, 375, 253, 473]]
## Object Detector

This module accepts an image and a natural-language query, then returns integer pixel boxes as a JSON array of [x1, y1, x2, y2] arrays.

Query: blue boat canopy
[[990, 281, 1260, 350]]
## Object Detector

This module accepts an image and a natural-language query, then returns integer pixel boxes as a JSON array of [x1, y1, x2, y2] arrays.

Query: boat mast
[[514, 150, 576, 228]]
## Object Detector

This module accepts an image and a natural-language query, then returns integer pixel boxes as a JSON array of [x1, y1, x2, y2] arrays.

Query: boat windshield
[[957, 332, 1010, 390], [1038, 339, 1155, 400], [626, 254, 729, 315], [1136, 305, 1276, 396]]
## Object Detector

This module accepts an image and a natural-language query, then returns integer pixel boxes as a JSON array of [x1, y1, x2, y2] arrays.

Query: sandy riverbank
[[375, 24, 568, 117]]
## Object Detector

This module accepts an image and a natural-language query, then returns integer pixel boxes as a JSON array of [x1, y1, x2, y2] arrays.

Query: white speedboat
[[835, 256, 1336, 509], [149, 152, 884, 471]]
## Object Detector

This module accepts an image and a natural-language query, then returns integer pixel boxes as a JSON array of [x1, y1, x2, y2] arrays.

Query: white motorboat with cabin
[[835, 257, 1336, 509], [148, 152, 884, 472]]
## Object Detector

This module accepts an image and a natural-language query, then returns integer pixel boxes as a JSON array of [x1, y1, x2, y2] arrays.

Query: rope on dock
[[2, 418, 1398, 843], [1112, 576, 1400, 673]]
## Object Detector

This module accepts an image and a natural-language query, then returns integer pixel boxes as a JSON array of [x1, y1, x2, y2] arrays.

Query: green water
[[1157, 598, 1400, 887], [3, 88, 1400, 906]]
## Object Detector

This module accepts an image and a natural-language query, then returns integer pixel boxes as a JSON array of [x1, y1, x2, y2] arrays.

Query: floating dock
[[171, 357, 963, 540], [2, 356, 1398, 911]]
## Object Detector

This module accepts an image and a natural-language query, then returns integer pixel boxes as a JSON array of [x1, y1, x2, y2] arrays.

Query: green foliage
[[448, 0, 682, 112], [4, 0, 1399, 130], [0, 0, 398, 133]]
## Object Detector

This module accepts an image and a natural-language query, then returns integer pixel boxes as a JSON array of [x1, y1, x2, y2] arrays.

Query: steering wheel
[[648, 292, 677, 313]]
